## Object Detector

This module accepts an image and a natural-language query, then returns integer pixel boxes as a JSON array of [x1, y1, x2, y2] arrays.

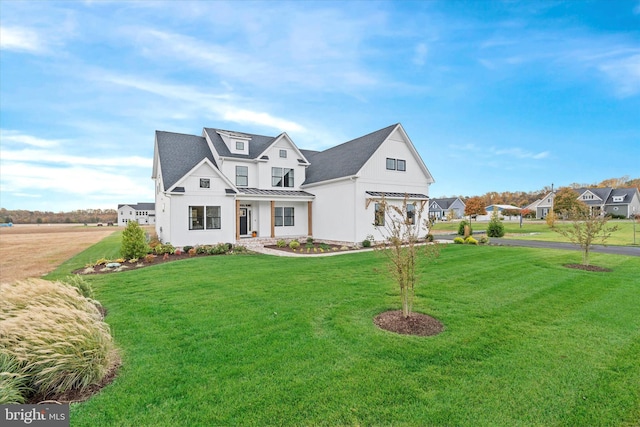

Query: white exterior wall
[[158, 163, 236, 247], [309, 129, 431, 244], [310, 179, 357, 242]]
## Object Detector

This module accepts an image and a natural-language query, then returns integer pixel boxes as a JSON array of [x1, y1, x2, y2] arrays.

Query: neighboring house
[[118, 203, 156, 226], [526, 192, 556, 219], [153, 123, 435, 247], [429, 197, 465, 220], [574, 187, 640, 218], [526, 187, 640, 219], [476, 204, 521, 221]]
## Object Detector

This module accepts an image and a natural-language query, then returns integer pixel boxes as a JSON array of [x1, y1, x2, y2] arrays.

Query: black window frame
[[236, 166, 248, 187], [189, 205, 221, 230], [272, 167, 294, 188], [274, 206, 295, 226], [200, 178, 210, 188], [386, 158, 396, 170]]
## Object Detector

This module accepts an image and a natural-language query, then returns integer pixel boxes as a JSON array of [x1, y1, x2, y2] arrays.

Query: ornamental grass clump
[[0, 279, 118, 402]]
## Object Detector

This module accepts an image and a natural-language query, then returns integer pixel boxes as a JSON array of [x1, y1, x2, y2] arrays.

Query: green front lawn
[[55, 240, 640, 426], [431, 220, 639, 246]]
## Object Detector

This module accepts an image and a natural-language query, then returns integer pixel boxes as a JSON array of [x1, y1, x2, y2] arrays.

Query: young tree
[[121, 221, 149, 259], [464, 197, 486, 220], [555, 208, 619, 266], [486, 207, 505, 237], [375, 196, 439, 318]]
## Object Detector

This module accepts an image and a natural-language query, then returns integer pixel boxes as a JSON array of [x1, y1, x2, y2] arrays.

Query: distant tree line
[[0, 208, 117, 224], [443, 176, 640, 209]]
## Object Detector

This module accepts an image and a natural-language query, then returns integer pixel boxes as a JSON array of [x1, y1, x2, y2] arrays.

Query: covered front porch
[[232, 188, 315, 240]]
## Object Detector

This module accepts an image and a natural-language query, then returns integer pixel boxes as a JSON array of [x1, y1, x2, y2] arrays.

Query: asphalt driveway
[[436, 234, 640, 257]]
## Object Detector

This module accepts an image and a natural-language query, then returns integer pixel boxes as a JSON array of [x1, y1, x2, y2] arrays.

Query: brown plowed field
[[0, 224, 117, 283]]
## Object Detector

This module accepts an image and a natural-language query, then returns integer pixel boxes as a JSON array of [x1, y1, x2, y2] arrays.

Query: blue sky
[[1, 0, 639, 212]]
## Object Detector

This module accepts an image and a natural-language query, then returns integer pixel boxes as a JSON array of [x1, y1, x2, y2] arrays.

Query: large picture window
[[236, 166, 248, 187], [274, 207, 295, 226], [189, 206, 221, 230], [272, 167, 294, 187]]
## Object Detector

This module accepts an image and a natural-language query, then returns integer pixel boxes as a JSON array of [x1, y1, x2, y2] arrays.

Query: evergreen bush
[[120, 221, 149, 260]]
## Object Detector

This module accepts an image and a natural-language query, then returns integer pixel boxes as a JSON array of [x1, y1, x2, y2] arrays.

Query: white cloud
[[103, 74, 306, 133], [0, 130, 62, 148], [0, 161, 150, 199], [0, 26, 42, 52], [2, 149, 151, 168], [598, 54, 640, 98]]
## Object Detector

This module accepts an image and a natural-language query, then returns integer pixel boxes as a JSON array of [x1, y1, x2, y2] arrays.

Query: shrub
[[487, 210, 505, 237], [0, 353, 29, 404], [63, 274, 95, 300], [276, 240, 287, 248], [232, 245, 248, 253], [465, 236, 479, 245], [457, 220, 472, 236], [188, 248, 197, 257], [121, 221, 149, 260], [289, 240, 300, 250], [362, 239, 371, 248], [0, 279, 117, 401], [209, 243, 230, 255], [425, 233, 434, 242], [144, 254, 156, 263], [154, 243, 175, 255], [453, 237, 464, 244], [306, 237, 314, 244], [183, 246, 193, 253], [319, 243, 331, 251], [479, 236, 489, 244]]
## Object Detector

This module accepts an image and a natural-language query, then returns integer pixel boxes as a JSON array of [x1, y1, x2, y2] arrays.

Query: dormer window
[[217, 130, 250, 155], [613, 195, 625, 202]]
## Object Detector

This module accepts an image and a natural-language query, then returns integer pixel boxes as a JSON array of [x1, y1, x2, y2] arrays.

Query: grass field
[[431, 219, 639, 246], [0, 225, 119, 283], [46, 236, 640, 426]]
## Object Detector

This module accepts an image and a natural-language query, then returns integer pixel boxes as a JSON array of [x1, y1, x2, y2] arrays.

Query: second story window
[[200, 178, 210, 188], [279, 149, 287, 158], [386, 157, 406, 171], [236, 166, 248, 187], [272, 167, 294, 187]]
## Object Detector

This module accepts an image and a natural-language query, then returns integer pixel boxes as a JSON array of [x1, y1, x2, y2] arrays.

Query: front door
[[239, 208, 248, 235]]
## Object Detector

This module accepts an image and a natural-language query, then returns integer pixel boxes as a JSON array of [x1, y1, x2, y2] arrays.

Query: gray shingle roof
[[573, 187, 612, 205], [606, 187, 638, 204], [429, 197, 460, 210], [118, 202, 154, 210], [303, 124, 399, 185], [202, 128, 277, 159], [156, 131, 217, 191]]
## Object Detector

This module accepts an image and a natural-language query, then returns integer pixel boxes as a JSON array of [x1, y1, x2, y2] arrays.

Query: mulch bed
[[563, 263, 612, 272], [374, 310, 444, 336], [73, 252, 215, 275], [28, 359, 121, 405]]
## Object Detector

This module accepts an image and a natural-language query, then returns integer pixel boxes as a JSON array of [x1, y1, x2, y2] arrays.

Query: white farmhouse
[[152, 123, 435, 247], [118, 202, 156, 226]]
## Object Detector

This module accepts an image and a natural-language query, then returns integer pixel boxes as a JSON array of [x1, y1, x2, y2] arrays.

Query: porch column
[[307, 201, 313, 236], [270, 201, 275, 238], [235, 200, 241, 240]]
